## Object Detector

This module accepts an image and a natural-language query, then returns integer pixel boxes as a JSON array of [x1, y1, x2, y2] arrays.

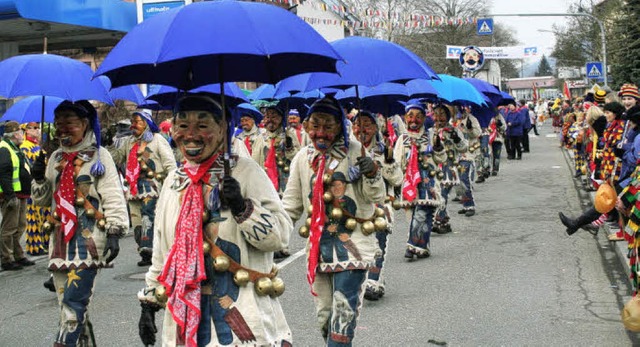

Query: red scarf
[[489, 121, 497, 145], [307, 154, 326, 296], [264, 138, 279, 191], [54, 152, 78, 243], [386, 119, 397, 148], [243, 136, 252, 156], [295, 127, 302, 144], [402, 143, 420, 202], [125, 142, 141, 196], [157, 153, 218, 347]]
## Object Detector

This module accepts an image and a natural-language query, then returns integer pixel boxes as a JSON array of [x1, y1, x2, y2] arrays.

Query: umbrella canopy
[[232, 102, 263, 125], [275, 36, 439, 94], [335, 83, 410, 116], [95, 0, 342, 90], [97, 76, 145, 105], [498, 91, 516, 106], [426, 75, 487, 106], [279, 89, 326, 112], [247, 84, 278, 101], [146, 83, 249, 107], [0, 54, 112, 103], [463, 78, 502, 106], [1, 96, 64, 123]]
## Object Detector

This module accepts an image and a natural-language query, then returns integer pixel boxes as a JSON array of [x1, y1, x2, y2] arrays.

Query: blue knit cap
[[403, 99, 425, 113], [132, 109, 159, 133]]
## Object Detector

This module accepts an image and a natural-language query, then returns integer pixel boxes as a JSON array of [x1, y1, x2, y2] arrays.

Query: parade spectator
[[505, 102, 523, 160], [520, 100, 532, 153], [30, 100, 128, 345], [529, 104, 540, 136], [489, 109, 507, 176], [0, 121, 34, 271], [111, 110, 177, 266], [282, 96, 385, 345], [619, 84, 639, 110]]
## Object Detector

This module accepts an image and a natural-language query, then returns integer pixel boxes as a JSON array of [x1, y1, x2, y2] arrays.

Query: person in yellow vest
[[0, 121, 35, 271], [20, 121, 51, 256]]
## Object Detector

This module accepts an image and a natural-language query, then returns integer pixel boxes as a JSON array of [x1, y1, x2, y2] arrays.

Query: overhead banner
[[446, 45, 538, 60]]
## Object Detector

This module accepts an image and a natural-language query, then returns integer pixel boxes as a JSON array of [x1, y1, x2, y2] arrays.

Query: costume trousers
[[436, 185, 452, 222], [312, 270, 367, 347], [367, 230, 388, 284], [25, 197, 51, 255], [53, 268, 98, 347], [1, 198, 27, 264], [477, 135, 491, 176], [491, 142, 503, 173], [458, 160, 475, 210], [406, 205, 434, 254], [131, 198, 157, 256]]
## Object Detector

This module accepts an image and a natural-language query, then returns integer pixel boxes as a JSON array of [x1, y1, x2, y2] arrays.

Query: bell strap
[[203, 233, 276, 282]]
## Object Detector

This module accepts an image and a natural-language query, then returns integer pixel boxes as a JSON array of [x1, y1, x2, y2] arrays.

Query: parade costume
[[235, 122, 263, 157], [394, 102, 446, 259], [111, 110, 176, 266], [20, 128, 51, 255], [489, 112, 507, 176], [567, 117, 587, 177], [282, 97, 385, 346], [454, 110, 481, 215], [31, 101, 128, 347]]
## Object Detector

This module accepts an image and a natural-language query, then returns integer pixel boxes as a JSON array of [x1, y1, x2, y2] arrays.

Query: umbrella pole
[[220, 81, 231, 177], [356, 86, 365, 157], [40, 96, 45, 145]]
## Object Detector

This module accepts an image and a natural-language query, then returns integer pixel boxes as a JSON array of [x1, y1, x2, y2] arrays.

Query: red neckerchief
[[157, 153, 218, 347], [295, 127, 302, 144], [307, 153, 327, 296], [489, 119, 498, 145], [243, 136, 252, 156], [264, 137, 279, 191], [402, 142, 420, 202], [55, 152, 78, 243], [26, 135, 39, 144], [386, 118, 398, 148], [125, 142, 140, 196]]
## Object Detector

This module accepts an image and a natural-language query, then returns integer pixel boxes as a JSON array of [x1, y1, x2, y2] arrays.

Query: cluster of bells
[[297, 174, 387, 238], [42, 202, 107, 233], [468, 142, 482, 153], [275, 157, 290, 174], [131, 151, 165, 182]]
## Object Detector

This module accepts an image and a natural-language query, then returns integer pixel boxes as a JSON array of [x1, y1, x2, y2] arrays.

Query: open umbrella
[[97, 76, 145, 105], [497, 91, 516, 106], [0, 95, 64, 123], [463, 78, 502, 106], [247, 84, 278, 102], [146, 83, 248, 108], [335, 83, 410, 116], [95, 0, 342, 90], [426, 75, 487, 107]]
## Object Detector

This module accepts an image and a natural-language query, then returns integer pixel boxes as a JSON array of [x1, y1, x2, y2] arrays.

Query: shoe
[[457, 209, 467, 214], [364, 287, 380, 301], [274, 250, 291, 259], [1, 262, 23, 271], [404, 249, 415, 260], [491, 171, 498, 176], [483, 172, 490, 179], [432, 225, 442, 234], [439, 224, 452, 234], [574, 172, 582, 178], [137, 258, 152, 267], [44, 277, 56, 292], [475, 176, 485, 184], [465, 210, 475, 217], [516, 157, 522, 160], [416, 248, 431, 259], [523, 150, 530, 153], [16, 258, 35, 266], [507, 156, 514, 160], [452, 197, 461, 202]]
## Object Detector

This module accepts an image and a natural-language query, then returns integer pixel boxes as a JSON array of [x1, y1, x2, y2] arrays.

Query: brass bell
[[298, 225, 310, 238], [140, 163, 148, 171], [202, 210, 210, 222], [255, 277, 274, 296], [75, 197, 85, 207], [283, 166, 289, 173], [137, 147, 145, 155], [213, 255, 230, 272], [447, 154, 454, 160], [392, 200, 403, 210], [323, 191, 333, 203], [437, 172, 445, 179], [277, 160, 285, 167], [97, 219, 107, 229], [323, 173, 332, 184], [374, 217, 387, 231], [375, 207, 385, 217], [53, 211, 60, 220], [429, 170, 436, 177], [271, 277, 285, 297], [203, 241, 211, 253], [155, 173, 164, 181], [234, 269, 250, 286], [307, 204, 313, 215], [155, 286, 168, 303], [42, 221, 53, 232], [469, 146, 475, 153], [305, 217, 311, 227], [85, 209, 95, 218], [330, 207, 343, 220], [361, 221, 375, 236], [147, 170, 154, 178], [137, 156, 144, 162], [345, 218, 357, 231]]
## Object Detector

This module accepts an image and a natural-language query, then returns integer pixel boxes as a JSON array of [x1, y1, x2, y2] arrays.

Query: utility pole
[[491, 12, 608, 87]]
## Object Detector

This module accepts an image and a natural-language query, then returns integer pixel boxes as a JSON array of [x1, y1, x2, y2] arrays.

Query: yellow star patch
[[66, 269, 82, 288]]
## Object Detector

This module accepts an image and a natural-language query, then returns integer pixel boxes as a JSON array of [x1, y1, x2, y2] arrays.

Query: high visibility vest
[[0, 140, 21, 193]]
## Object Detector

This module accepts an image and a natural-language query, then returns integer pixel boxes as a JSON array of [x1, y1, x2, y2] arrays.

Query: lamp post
[[492, 12, 608, 87]]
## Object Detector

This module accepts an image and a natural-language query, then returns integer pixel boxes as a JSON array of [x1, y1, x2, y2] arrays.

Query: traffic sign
[[477, 18, 493, 36], [586, 62, 604, 79]]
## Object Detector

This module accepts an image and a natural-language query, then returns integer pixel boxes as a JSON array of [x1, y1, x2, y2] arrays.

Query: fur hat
[[619, 84, 640, 100], [603, 101, 625, 120], [3, 121, 20, 134], [594, 90, 607, 104]]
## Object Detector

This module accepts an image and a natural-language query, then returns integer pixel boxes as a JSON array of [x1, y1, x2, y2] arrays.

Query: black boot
[[137, 253, 152, 267], [558, 207, 601, 236]]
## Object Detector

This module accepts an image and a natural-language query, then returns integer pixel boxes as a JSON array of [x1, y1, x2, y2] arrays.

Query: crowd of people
[[0, 87, 587, 346]]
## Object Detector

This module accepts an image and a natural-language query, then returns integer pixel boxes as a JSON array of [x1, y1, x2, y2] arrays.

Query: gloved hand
[[103, 234, 120, 263], [285, 136, 293, 149], [5, 197, 18, 210], [139, 302, 158, 346], [356, 156, 377, 177], [383, 146, 395, 163], [614, 147, 625, 158], [222, 176, 246, 216], [496, 119, 503, 127], [466, 118, 473, 129], [31, 153, 47, 181], [433, 135, 444, 152], [450, 129, 462, 144]]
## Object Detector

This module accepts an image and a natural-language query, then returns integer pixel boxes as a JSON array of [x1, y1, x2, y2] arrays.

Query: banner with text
[[446, 45, 539, 60]]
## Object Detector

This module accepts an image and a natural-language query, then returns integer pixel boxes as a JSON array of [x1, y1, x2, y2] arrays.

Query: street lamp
[[492, 13, 608, 87]]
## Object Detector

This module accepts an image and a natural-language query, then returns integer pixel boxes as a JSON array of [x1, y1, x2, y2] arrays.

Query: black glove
[[381, 130, 390, 138], [450, 130, 462, 144], [433, 135, 444, 152], [285, 136, 293, 149], [31, 153, 46, 181], [496, 119, 503, 127], [383, 146, 395, 163], [614, 147, 625, 158], [139, 302, 158, 346], [103, 234, 120, 263], [222, 176, 246, 216], [356, 156, 377, 177], [466, 118, 473, 129]]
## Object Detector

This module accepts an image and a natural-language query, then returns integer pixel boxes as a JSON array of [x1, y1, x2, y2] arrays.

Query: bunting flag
[[563, 81, 572, 100], [300, 16, 478, 29], [532, 83, 538, 102]]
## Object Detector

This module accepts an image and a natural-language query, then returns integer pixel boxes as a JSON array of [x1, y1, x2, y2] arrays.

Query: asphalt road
[[0, 124, 637, 346]]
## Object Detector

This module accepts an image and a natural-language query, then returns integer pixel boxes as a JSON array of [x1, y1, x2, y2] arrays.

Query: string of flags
[[301, 16, 478, 29]]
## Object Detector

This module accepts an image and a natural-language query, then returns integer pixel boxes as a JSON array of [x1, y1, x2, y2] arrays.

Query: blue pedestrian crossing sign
[[586, 62, 604, 79], [477, 18, 493, 36]]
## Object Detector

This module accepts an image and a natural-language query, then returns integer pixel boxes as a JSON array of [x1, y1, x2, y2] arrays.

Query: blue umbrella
[[463, 78, 502, 106], [426, 75, 487, 106], [335, 83, 410, 116], [97, 76, 145, 105], [497, 91, 515, 106], [146, 83, 249, 107], [95, 0, 342, 90], [0, 54, 112, 103], [279, 89, 326, 112], [232, 103, 263, 125], [248, 84, 278, 101], [1, 96, 64, 123], [275, 36, 439, 94], [470, 106, 498, 128]]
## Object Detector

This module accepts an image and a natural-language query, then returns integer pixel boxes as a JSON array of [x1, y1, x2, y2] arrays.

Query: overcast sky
[[489, 0, 572, 58]]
